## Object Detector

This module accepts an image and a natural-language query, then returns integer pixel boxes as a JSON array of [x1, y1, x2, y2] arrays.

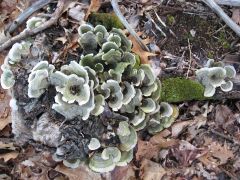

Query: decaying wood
[[202, 0, 240, 37], [0, 0, 66, 52], [213, 84, 240, 100]]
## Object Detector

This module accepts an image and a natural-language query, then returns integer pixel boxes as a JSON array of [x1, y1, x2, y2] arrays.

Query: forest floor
[[0, 0, 240, 179]]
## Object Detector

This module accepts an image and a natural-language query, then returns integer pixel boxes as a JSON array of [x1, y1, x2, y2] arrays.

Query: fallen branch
[[202, 0, 240, 37], [0, 0, 65, 52], [215, 0, 240, 6], [7, 0, 54, 34], [110, 0, 150, 52]]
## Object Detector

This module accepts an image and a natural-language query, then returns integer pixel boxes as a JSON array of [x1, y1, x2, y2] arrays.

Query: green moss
[[218, 31, 230, 49], [88, 13, 124, 31], [166, 15, 175, 26], [160, 77, 205, 102]]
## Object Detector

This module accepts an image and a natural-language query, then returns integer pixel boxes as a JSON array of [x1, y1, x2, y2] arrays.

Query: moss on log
[[160, 77, 205, 102], [88, 13, 124, 31]]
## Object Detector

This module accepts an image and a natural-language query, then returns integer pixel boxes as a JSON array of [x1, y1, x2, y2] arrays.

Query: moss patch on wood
[[160, 77, 205, 103], [88, 13, 124, 31]]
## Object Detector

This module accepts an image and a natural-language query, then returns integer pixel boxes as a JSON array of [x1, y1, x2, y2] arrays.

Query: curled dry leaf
[[85, 0, 101, 20], [199, 137, 234, 169], [128, 34, 156, 64], [171, 140, 207, 166], [55, 164, 103, 180], [136, 131, 179, 162], [140, 159, 166, 180], [0, 142, 19, 163], [0, 151, 19, 162], [171, 120, 194, 137], [111, 165, 136, 180]]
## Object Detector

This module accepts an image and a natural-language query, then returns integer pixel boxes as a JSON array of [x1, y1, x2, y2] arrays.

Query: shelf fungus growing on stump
[[196, 59, 236, 97], [0, 24, 180, 173]]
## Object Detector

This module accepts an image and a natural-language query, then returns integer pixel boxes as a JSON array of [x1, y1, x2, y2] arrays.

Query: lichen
[[160, 77, 205, 102]]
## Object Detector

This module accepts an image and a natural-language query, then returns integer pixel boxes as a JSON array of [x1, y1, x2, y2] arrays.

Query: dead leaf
[[0, 151, 19, 162], [85, 0, 101, 20], [56, 36, 68, 44], [136, 140, 160, 161], [140, 159, 166, 180], [128, 34, 156, 64], [208, 142, 234, 164], [171, 120, 194, 137], [171, 140, 207, 166], [0, 54, 11, 130], [214, 105, 237, 136], [136, 131, 179, 162], [55, 164, 102, 180], [111, 165, 136, 180], [232, 8, 240, 25]]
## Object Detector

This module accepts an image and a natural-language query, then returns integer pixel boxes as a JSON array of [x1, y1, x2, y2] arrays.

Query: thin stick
[[186, 39, 192, 78], [202, 0, 240, 37], [110, 0, 150, 52], [0, 0, 65, 52], [7, 0, 54, 34], [215, 0, 240, 6]]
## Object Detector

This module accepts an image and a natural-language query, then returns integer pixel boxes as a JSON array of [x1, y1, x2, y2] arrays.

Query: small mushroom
[[1, 69, 15, 89], [111, 28, 132, 52], [116, 150, 133, 167], [220, 80, 233, 92], [130, 110, 145, 126], [102, 42, 119, 53], [88, 138, 101, 150], [91, 94, 105, 116], [78, 24, 94, 35], [204, 84, 216, 97], [63, 159, 81, 169], [118, 125, 137, 151], [122, 82, 136, 104], [8, 41, 31, 64], [140, 98, 156, 113], [207, 67, 226, 87], [140, 64, 156, 86], [102, 49, 122, 65], [26, 17, 46, 30], [160, 102, 173, 117], [89, 153, 115, 173], [224, 65, 236, 78], [101, 147, 121, 163], [107, 33, 121, 47], [101, 80, 123, 111], [117, 121, 131, 136], [79, 31, 98, 53]]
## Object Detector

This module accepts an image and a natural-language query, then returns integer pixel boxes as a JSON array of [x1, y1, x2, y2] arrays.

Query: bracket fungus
[[4, 24, 181, 173], [196, 59, 236, 97], [26, 16, 46, 30]]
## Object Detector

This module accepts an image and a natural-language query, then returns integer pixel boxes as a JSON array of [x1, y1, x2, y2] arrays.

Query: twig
[[210, 129, 240, 146], [215, 0, 240, 6], [0, 0, 66, 52], [145, 13, 167, 37], [202, 0, 240, 37], [186, 39, 192, 78], [7, 0, 54, 34], [110, 0, 150, 52]]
